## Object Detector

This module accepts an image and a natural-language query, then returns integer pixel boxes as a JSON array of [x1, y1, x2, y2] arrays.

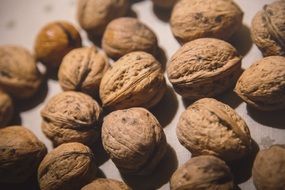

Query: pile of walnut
[[0, 0, 284, 190]]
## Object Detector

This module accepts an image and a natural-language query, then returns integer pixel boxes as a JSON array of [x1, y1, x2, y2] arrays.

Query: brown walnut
[[81, 178, 132, 190]]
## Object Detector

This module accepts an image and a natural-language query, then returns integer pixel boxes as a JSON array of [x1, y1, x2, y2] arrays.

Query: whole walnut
[[34, 21, 82, 68], [102, 107, 167, 175], [102, 17, 158, 59], [0, 126, 47, 183], [0, 45, 42, 99], [0, 91, 13, 127], [170, 0, 243, 44], [252, 145, 285, 190], [167, 38, 242, 100], [77, 0, 129, 36], [170, 155, 234, 190], [58, 47, 109, 98], [100, 51, 166, 110], [235, 56, 285, 111], [41, 91, 102, 146], [81, 178, 132, 190], [152, 0, 178, 9], [38, 142, 97, 190], [251, 0, 285, 56], [177, 98, 251, 162]]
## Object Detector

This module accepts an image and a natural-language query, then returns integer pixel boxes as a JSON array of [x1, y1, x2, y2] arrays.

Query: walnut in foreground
[[0, 91, 13, 127], [81, 178, 131, 190]]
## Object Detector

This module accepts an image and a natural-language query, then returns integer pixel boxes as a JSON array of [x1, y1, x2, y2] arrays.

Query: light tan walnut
[[0, 126, 47, 183], [81, 178, 132, 190], [102, 107, 167, 175], [99, 51, 166, 110], [235, 56, 285, 111], [170, 0, 243, 44], [0, 91, 13, 127], [167, 38, 242, 100], [41, 91, 102, 146], [177, 98, 251, 162], [38, 142, 97, 190], [152, 0, 178, 9]]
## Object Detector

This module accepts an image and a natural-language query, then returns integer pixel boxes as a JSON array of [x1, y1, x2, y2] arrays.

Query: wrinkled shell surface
[[251, 0, 285, 56], [177, 98, 251, 161], [102, 107, 167, 175], [81, 178, 131, 190], [0, 91, 13, 127], [170, 0, 243, 44], [0, 45, 42, 99], [38, 142, 96, 190], [102, 17, 158, 59], [167, 38, 242, 99], [152, 0, 178, 9], [235, 56, 285, 111], [100, 51, 166, 110], [41, 91, 102, 146], [0, 126, 47, 183], [170, 155, 234, 190]]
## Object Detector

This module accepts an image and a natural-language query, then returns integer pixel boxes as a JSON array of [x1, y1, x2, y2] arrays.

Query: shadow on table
[[152, 5, 172, 22], [0, 173, 40, 190], [216, 90, 243, 109], [90, 136, 110, 167], [155, 46, 168, 71]]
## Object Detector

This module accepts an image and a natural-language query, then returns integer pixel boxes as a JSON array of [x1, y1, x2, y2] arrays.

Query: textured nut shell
[[41, 91, 102, 146], [0, 45, 42, 99], [167, 38, 242, 99], [81, 178, 131, 190], [170, 155, 234, 190], [251, 1, 285, 56], [170, 0, 243, 44], [38, 142, 96, 190], [235, 56, 285, 111], [34, 21, 82, 68], [0, 91, 13, 127], [99, 51, 166, 110], [152, 0, 178, 9], [102, 17, 158, 59], [102, 107, 167, 175], [58, 47, 109, 97], [177, 98, 251, 161], [0, 126, 47, 183]]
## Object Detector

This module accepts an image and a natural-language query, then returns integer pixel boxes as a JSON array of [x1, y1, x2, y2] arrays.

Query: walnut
[[167, 38, 242, 100], [58, 47, 109, 98], [170, 0, 243, 44], [99, 51, 166, 110], [81, 178, 131, 190], [41, 91, 102, 146], [235, 56, 285, 111], [34, 21, 82, 69], [177, 98, 251, 162], [0, 126, 47, 183], [0, 91, 13, 127], [170, 155, 234, 190], [251, 0, 285, 56], [38, 142, 97, 190], [152, 0, 178, 9], [102, 17, 158, 59], [102, 107, 167, 175]]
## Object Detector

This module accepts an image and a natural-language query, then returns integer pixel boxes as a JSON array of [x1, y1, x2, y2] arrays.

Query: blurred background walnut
[[0, 91, 13, 127], [81, 178, 132, 190], [152, 0, 178, 9]]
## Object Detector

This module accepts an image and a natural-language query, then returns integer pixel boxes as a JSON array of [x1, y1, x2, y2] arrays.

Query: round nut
[[0, 45, 42, 99], [170, 155, 234, 190], [102, 107, 167, 175], [102, 17, 158, 59], [251, 1, 285, 56], [34, 21, 82, 68], [0, 126, 47, 183], [41, 91, 102, 146], [58, 47, 109, 98], [235, 56, 285, 111], [167, 38, 242, 100], [170, 0, 243, 44], [252, 145, 285, 190], [152, 0, 178, 9], [38, 142, 97, 190], [177, 98, 251, 162], [99, 51, 166, 110], [81, 178, 131, 190], [0, 91, 13, 127]]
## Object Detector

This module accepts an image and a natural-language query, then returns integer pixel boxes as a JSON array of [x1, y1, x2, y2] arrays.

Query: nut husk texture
[[0, 91, 13, 127], [81, 178, 131, 190]]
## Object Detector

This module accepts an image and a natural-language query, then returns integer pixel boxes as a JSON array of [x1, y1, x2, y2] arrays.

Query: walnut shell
[[102, 107, 167, 175], [38, 142, 97, 190], [235, 56, 285, 111], [170, 155, 234, 190], [167, 38, 242, 100], [251, 1, 285, 56], [99, 51, 166, 110], [0, 91, 13, 127], [170, 0, 243, 44], [81, 178, 131, 190], [102, 17, 158, 59], [34, 21, 82, 68], [0, 126, 47, 183], [177, 98, 251, 161], [152, 0, 178, 9], [41, 91, 102, 146], [0, 45, 42, 99], [58, 47, 109, 98]]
